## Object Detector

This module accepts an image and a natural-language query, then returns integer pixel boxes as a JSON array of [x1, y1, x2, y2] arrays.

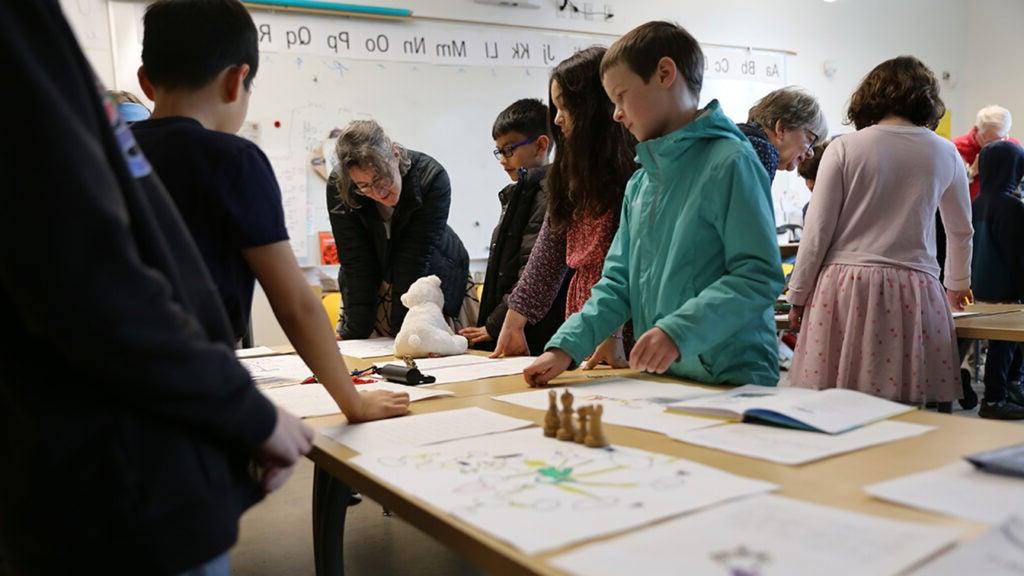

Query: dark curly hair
[[846, 56, 945, 130], [547, 47, 637, 232]]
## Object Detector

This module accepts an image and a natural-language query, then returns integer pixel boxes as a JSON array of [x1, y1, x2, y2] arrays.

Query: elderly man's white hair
[[975, 105, 1012, 135]]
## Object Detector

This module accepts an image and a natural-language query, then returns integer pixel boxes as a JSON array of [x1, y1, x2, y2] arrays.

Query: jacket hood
[[979, 140, 1024, 197], [635, 100, 746, 170]]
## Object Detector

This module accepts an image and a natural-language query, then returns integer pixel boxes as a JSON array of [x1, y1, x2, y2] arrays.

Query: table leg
[[312, 464, 350, 576]]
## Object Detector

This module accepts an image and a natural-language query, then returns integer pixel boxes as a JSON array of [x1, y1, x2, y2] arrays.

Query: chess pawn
[[585, 404, 609, 448], [543, 389, 559, 438], [557, 389, 576, 441], [575, 405, 591, 444]]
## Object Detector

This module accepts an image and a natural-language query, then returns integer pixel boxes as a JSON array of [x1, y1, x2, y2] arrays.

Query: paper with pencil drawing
[[321, 407, 533, 453], [551, 494, 958, 576], [262, 381, 453, 418], [349, 428, 777, 554]]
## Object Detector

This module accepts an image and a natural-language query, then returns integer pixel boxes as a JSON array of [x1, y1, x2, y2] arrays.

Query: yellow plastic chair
[[322, 292, 341, 329]]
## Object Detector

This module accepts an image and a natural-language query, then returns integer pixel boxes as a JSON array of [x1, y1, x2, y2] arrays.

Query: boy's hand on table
[[629, 327, 679, 374], [349, 389, 410, 423], [583, 335, 629, 370], [458, 326, 493, 345], [524, 349, 572, 387]]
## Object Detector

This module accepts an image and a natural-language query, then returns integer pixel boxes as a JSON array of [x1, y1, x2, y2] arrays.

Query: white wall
[[963, 0, 1024, 138]]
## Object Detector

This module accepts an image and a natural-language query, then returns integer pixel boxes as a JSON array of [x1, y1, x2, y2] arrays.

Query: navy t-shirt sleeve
[[221, 145, 291, 249]]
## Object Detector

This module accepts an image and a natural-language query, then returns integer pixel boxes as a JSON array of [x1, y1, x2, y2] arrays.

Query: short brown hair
[[797, 138, 833, 180], [847, 56, 945, 130], [600, 21, 704, 99]]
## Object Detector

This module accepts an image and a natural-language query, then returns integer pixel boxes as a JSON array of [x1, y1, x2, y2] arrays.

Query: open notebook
[[667, 385, 914, 434]]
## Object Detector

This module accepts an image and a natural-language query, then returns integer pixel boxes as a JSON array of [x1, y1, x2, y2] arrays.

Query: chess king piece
[[544, 389, 559, 437], [557, 389, 576, 441], [585, 403, 608, 448]]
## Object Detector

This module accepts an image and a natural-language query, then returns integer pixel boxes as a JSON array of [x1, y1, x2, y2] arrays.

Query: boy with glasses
[[459, 99, 568, 353]]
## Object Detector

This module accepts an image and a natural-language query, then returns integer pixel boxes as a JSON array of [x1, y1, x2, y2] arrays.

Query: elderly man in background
[[954, 105, 1018, 200]]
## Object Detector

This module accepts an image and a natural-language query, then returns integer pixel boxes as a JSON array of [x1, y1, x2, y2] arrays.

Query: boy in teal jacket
[[524, 21, 784, 387]]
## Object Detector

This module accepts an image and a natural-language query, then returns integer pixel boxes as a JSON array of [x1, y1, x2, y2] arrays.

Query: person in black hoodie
[[327, 120, 470, 339], [459, 99, 568, 354], [0, 1, 314, 574], [971, 140, 1024, 420]]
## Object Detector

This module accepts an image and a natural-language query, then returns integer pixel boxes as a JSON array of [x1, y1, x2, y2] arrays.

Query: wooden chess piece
[[543, 389, 559, 438], [585, 404, 609, 448], [557, 389, 576, 441], [575, 405, 591, 444]]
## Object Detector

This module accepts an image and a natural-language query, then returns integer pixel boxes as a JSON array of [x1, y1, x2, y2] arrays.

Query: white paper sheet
[[235, 346, 277, 359], [350, 428, 777, 554], [669, 386, 914, 434], [951, 311, 982, 319], [262, 381, 454, 418], [337, 337, 396, 359], [551, 494, 958, 576], [911, 513, 1024, 575], [493, 378, 721, 436], [321, 407, 534, 453], [670, 420, 935, 465], [241, 354, 311, 387], [865, 461, 1024, 524], [418, 356, 538, 386]]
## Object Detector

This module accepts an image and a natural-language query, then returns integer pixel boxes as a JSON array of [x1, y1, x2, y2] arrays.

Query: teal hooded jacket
[[547, 100, 784, 386]]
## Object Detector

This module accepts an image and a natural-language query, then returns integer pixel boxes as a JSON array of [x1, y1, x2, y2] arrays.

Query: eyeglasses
[[493, 135, 539, 160], [805, 129, 819, 153], [353, 175, 393, 197]]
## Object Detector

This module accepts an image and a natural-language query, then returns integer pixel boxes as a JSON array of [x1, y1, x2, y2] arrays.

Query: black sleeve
[[389, 166, 453, 326], [222, 146, 290, 248], [0, 1, 275, 451], [327, 181, 380, 338]]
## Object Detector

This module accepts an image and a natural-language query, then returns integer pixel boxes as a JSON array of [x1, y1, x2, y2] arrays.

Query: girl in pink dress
[[788, 56, 974, 403]]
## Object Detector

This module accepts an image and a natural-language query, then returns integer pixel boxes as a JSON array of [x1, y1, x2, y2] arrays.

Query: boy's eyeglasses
[[353, 176, 393, 197], [493, 135, 539, 159]]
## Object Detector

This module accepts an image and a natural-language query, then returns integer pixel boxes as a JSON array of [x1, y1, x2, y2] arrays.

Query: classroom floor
[[230, 372, 1021, 576], [230, 457, 485, 576]]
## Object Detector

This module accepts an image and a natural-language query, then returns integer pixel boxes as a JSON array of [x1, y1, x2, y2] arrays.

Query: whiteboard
[[73, 1, 790, 263]]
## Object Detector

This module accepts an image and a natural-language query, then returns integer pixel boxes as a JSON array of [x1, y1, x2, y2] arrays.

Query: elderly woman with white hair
[[953, 105, 1018, 200], [327, 119, 471, 340], [736, 86, 829, 181]]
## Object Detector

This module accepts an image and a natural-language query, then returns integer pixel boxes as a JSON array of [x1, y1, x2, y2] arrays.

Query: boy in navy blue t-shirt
[[133, 0, 408, 423]]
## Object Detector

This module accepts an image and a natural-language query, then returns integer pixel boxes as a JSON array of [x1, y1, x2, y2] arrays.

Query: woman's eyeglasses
[[493, 135, 539, 159], [353, 176, 392, 197]]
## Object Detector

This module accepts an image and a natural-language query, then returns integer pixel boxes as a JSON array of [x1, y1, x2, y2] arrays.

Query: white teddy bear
[[394, 275, 468, 358]]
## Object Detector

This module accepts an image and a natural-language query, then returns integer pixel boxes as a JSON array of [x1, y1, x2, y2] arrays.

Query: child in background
[[460, 99, 567, 354], [797, 138, 832, 223], [106, 89, 151, 122], [132, 0, 408, 422], [524, 21, 784, 386], [970, 140, 1024, 419], [787, 56, 973, 404], [490, 46, 637, 368]]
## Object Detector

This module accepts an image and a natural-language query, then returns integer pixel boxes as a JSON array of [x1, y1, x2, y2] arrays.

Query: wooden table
[[303, 359, 1024, 576], [779, 243, 799, 258]]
